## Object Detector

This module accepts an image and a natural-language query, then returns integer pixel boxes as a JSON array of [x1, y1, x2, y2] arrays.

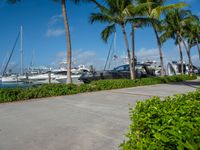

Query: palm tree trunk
[[152, 25, 164, 76], [62, 0, 72, 84], [177, 39, 184, 74], [131, 24, 136, 79], [121, 24, 134, 80], [196, 38, 200, 60], [186, 47, 193, 74], [178, 33, 193, 74]]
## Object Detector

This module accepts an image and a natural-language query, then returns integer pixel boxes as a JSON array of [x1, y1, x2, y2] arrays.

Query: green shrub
[[0, 88, 22, 102], [91, 79, 135, 90], [120, 91, 200, 150], [0, 75, 197, 103]]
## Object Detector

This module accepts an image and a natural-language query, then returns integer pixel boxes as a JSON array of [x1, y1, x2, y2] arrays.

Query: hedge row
[[0, 75, 197, 103], [120, 90, 200, 150]]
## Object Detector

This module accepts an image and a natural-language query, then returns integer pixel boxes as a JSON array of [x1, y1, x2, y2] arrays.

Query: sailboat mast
[[20, 25, 23, 75]]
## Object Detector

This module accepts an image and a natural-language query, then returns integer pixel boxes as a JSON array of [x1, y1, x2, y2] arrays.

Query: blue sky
[[0, 0, 199, 72]]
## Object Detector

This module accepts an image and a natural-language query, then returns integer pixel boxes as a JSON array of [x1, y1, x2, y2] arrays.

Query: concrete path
[[0, 80, 199, 150]]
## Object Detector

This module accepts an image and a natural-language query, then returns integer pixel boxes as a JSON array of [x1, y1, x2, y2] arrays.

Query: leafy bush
[[120, 91, 200, 150], [0, 88, 22, 102], [0, 75, 197, 103]]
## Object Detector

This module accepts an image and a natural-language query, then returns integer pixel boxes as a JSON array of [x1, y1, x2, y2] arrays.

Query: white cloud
[[45, 14, 65, 37], [191, 54, 200, 66], [136, 46, 200, 68], [56, 51, 66, 58], [46, 28, 65, 37], [48, 14, 63, 26], [136, 48, 159, 61]]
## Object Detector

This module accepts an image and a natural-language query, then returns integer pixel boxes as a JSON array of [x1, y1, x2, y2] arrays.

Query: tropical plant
[[135, 0, 187, 76], [159, 9, 189, 74], [185, 17, 200, 61], [128, 2, 156, 79], [52, 0, 89, 83], [177, 12, 199, 74], [89, 0, 137, 79]]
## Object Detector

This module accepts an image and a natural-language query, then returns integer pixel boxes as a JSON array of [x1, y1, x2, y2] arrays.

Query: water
[[0, 82, 34, 88]]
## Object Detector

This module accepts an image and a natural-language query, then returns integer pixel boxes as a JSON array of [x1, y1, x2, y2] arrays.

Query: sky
[[0, 0, 199, 72]]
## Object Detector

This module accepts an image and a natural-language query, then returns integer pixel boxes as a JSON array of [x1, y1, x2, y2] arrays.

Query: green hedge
[[120, 91, 200, 150], [0, 75, 197, 103]]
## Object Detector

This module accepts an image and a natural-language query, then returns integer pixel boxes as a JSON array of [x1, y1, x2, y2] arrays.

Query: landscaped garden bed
[[0, 75, 197, 103]]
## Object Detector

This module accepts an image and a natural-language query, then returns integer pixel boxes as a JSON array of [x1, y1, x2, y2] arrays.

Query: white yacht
[[1, 75, 19, 83], [53, 65, 89, 83], [20, 65, 89, 84], [142, 60, 162, 76], [54, 72, 81, 83]]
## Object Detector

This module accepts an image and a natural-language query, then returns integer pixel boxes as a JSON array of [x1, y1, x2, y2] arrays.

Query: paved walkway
[[0, 80, 199, 150]]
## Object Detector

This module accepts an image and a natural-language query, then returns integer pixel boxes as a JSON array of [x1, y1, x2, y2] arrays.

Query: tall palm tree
[[160, 9, 199, 75], [186, 20, 200, 60], [128, 2, 156, 79], [176, 12, 199, 74], [89, 0, 136, 79], [89, 0, 153, 79], [160, 26, 185, 74], [135, 0, 187, 76], [159, 9, 189, 74], [8, 0, 88, 84], [53, 0, 88, 83]]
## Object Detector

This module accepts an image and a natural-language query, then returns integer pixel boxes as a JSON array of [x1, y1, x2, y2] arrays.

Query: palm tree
[[89, 0, 153, 79], [135, 0, 187, 76], [159, 9, 189, 74], [7, 0, 88, 84], [128, 2, 156, 79], [176, 12, 199, 74], [89, 0, 136, 79], [160, 9, 199, 75], [53, 0, 88, 83], [186, 20, 200, 61], [160, 27, 185, 74]]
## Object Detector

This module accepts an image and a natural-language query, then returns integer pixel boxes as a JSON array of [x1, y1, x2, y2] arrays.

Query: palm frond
[[151, 2, 188, 19], [101, 23, 116, 42], [89, 12, 114, 24]]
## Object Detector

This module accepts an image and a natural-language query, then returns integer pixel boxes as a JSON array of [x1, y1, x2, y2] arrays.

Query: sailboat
[[1, 26, 24, 83]]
